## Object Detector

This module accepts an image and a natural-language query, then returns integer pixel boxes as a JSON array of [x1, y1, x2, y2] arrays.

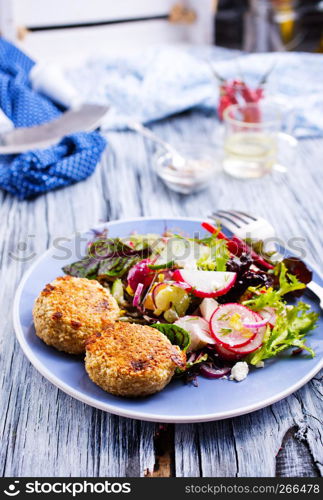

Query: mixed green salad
[[63, 222, 318, 382]]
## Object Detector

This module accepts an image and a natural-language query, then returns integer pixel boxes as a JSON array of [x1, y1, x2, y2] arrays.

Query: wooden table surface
[[1, 110, 322, 478]]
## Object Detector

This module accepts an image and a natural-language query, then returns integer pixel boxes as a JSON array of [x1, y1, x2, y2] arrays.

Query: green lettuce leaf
[[242, 262, 317, 365], [151, 323, 191, 351], [275, 261, 306, 296], [186, 352, 208, 368], [172, 352, 209, 376], [247, 301, 318, 365], [63, 236, 151, 280], [243, 262, 306, 312], [196, 237, 230, 272]]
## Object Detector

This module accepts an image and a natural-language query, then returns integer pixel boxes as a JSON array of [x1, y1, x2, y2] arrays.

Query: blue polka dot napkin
[[0, 38, 106, 199]]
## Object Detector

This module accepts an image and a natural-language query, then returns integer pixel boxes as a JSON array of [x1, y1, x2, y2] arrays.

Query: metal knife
[[0, 104, 109, 155]]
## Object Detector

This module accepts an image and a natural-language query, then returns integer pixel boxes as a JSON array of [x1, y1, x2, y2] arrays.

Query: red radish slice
[[200, 298, 219, 322], [133, 283, 143, 307], [210, 303, 258, 349], [215, 326, 265, 360], [173, 269, 237, 298], [242, 307, 277, 329], [225, 326, 266, 355], [215, 343, 244, 361], [259, 307, 276, 328], [243, 311, 268, 329], [174, 316, 215, 352]]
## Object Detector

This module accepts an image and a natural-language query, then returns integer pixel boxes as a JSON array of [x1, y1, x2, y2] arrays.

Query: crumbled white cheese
[[255, 361, 264, 368], [230, 361, 249, 382]]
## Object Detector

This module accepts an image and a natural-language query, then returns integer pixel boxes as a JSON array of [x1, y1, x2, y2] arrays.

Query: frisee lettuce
[[242, 263, 317, 365], [275, 261, 306, 296], [196, 237, 230, 272], [246, 302, 317, 365], [243, 262, 306, 311]]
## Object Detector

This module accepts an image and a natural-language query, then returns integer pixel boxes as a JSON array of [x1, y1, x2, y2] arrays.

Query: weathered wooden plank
[[276, 426, 320, 477], [150, 113, 323, 478], [1, 110, 322, 478], [0, 146, 157, 477], [174, 425, 201, 477]]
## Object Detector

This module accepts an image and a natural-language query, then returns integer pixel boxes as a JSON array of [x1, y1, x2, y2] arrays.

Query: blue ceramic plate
[[13, 217, 323, 423]]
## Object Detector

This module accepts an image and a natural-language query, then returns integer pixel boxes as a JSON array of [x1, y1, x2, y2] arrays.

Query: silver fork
[[209, 209, 323, 309]]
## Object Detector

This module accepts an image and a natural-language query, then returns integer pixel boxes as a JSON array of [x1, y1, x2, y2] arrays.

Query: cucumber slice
[[111, 278, 126, 306]]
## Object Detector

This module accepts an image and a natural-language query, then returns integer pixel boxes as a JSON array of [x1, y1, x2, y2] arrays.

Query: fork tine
[[221, 210, 251, 227], [216, 210, 250, 225], [210, 211, 241, 232], [211, 209, 258, 233], [215, 209, 257, 226], [215, 209, 250, 226], [231, 210, 257, 222]]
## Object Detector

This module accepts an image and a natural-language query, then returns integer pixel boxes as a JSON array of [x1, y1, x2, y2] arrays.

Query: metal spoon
[[127, 121, 186, 169]]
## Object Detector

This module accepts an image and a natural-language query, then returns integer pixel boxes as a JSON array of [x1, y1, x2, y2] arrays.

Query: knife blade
[[0, 104, 109, 155]]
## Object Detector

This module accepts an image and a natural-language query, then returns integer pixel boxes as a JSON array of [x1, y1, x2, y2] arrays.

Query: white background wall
[[0, 0, 216, 63]]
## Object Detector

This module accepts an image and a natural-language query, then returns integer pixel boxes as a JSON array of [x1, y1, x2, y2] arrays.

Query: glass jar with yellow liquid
[[222, 102, 297, 179]]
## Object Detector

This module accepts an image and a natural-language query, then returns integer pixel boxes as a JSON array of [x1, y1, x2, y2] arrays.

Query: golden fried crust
[[33, 276, 120, 354], [85, 322, 186, 397]]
